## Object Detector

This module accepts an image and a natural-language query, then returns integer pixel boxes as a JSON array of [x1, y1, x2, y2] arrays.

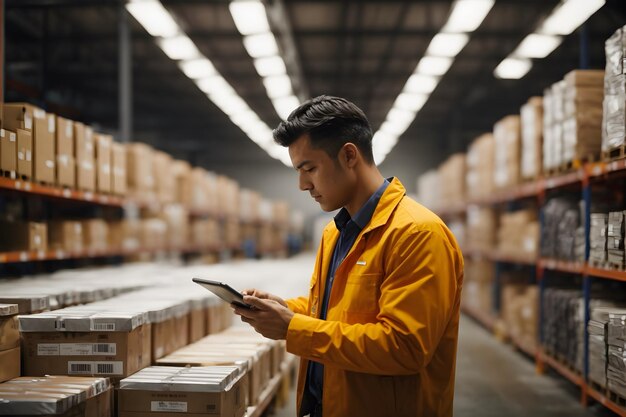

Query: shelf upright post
[[118, 0, 132, 143], [537, 180, 547, 375], [581, 169, 592, 405]]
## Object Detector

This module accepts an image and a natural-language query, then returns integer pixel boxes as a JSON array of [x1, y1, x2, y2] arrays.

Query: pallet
[[1, 170, 18, 180], [589, 379, 608, 395], [607, 388, 626, 408], [602, 145, 626, 162]]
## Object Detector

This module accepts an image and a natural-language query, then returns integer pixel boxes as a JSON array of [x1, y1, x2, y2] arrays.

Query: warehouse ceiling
[[4, 0, 625, 170]]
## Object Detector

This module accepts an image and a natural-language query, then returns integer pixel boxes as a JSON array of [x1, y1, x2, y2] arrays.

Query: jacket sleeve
[[286, 296, 309, 315], [285, 229, 461, 375]]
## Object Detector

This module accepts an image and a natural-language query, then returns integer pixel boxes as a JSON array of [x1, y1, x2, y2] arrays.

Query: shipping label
[[68, 361, 123, 375], [151, 401, 188, 413]]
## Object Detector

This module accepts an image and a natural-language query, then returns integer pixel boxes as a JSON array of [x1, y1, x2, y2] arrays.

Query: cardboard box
[[3, 103, 55, 183], [0, 295, 49, 314], [112, 142, 127, 196], [0, 220, 47, 252], [75, 122, 96, 191], [118, 366, 246, 417], [0, 376, 112, 417], [83, 219, 109, 252], [152, 314, 189, 360], [49, 221, 84, 253], [17, 128, 33, 178], [127, 143, 154, 199], [189, 306, 206, 343], [0, 308, 20, 351], [95, 133, 112, 193], [0, 129, 17, 178], [56, 116, 76, 188], [153, 151, 175, 203], [493, 115, 521, 189], [565, 69, 605, 88], [520, 97, 543, 180], [20, 324, 152, 378], [0, 347, 20, 383]]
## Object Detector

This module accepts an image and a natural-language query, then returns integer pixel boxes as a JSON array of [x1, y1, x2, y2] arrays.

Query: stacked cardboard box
[[56, 116, 75, 187], [0, 376, 112, 417], [602, 26, 626, 153], [608, 311, 626, 396], [217, 176, 240, 219], [0, 220, 47, 252], [607, 211, 626, 268], [112, 142, 127, 196], [118, 366, 246, 417], [466, 206, 496, 252], [48, 221, 84, 253], [3, 103, 55, 184], [416, 170, 440, 210], [501, 280, 539, 352], [160, 205, 189, 250], [562, 70, 605, 164], [95, 133, 113, 194], [83, 219, 109, 252], [182, 168, 218, 215], [493, 116, 521, 189], [590, 213, 609, 265], [466, 134, 494, 201], [587, 305, 626, 388], [0, 129, 18, 179], [109, 219, 142, 252], [520, 97, 543, 180], [153, 151, 175, 204], [191, 218, 221, 250], [75, 122, 96, 191], [543, 289, 584, 372], [461, 259, 494, 315], [127, 143, 155, 201], [140, 218, 168, 251], [240, 189, 261, 224], [543, 82, 566, 171], [496, 210, 539, 260], [0, 304, 20, 383], [438, 153, 465, 207]]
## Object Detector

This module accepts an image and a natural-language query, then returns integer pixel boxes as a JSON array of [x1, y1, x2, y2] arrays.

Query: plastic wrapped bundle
[[602, 26, 626, 153]]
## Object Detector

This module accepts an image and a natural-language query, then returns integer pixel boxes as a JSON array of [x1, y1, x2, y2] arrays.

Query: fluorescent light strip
[[372, 0, 494, 165], [230, 0, 301, 121], [494, 0, 605, 79], [126, 0, 288, 166]]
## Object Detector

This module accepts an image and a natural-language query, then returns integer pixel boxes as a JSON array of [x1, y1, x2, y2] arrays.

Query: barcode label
[[59, 343, 116, 356], [151, 401, 188, 412], [68, 361, 123, 375], [91, 322, 116, 331], [38, 344, 60, 356]]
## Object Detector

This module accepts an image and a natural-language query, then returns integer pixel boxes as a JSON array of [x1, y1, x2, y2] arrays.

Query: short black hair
[[273, 95, 374, 163]]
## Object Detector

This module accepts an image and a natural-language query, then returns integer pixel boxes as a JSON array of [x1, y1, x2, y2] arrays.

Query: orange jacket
[[286, 178, 464, 417]]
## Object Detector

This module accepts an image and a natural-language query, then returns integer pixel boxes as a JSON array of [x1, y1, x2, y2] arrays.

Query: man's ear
[[341, 142, 359, 168]]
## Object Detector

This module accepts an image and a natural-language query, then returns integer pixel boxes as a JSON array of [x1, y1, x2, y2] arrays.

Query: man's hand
[[233, 295, 294, 340], [241, 289, 288, 308]]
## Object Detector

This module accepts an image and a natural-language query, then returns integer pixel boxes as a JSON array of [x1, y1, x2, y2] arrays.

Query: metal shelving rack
[[438, 161, 626, 416]]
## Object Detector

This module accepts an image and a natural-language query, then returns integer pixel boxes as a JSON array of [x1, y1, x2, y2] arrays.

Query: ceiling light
[[263, 75, 293, 99], [403, 74, 439, 94], [158, 35, 199, 60], [373, 150, 388, 166], [126, 0, 179, 38], [196, 75, 235, 96], [380, 120, 410, 137], [229, 0, 270, 35], [494, 58, 532, 79], [426, 33, 469, 57], [372, 131, 399, 154], [442, 0, 495, 33], [416, 56, 454, 76], [272, 95, 300, 120], [230, 110, 261, 128], [254, 56, 287, 77], [513, 34, 562, 59], [210, 93, 249, 116], [393, 93, 429, 112], [179, 58, 216, 79], [243, 33, 279, 58], [387, 108, 416, 126], [539, 0, 605, 36]]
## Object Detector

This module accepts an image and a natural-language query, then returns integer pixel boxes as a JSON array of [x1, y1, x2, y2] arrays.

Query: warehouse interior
[[1, 0, 626, 416]]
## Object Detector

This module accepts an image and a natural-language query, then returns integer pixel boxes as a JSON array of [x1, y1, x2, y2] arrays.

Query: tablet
[[192, 278, 253, 309]]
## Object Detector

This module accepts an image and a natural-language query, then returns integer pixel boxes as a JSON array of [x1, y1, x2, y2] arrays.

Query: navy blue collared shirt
[[303, 179, 390, 412]]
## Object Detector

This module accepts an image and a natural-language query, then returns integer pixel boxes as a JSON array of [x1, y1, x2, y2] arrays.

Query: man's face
[[289, 134, 355, 212]]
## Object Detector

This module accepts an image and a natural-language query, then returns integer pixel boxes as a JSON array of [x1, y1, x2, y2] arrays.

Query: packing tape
[[25, 116, 33, 130]]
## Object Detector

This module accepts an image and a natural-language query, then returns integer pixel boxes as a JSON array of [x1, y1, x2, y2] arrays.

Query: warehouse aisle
[[273, 314, 614, 417]]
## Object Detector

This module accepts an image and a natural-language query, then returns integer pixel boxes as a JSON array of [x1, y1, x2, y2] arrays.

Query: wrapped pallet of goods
[[562, 69, 605, 165], [493, 116, 521, 190], [496, 209, 540, 261], [520, 97, 543, 181], [466, 133, 494, 201], [438, 153, 465, 208], [543, 88, 556, 173], [602, 25, 626, 157]]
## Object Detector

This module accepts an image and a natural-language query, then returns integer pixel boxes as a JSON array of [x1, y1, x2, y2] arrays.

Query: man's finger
[[243, 295, 269, 310]]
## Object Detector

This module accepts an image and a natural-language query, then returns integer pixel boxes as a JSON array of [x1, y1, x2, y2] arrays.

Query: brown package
[[0, 221, 47, 252], [0, 129, 17, 178], [95, 134, 112, 193]]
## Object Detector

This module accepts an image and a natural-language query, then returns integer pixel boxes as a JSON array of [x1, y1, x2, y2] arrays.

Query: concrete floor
[[272, 314, 616, 417]]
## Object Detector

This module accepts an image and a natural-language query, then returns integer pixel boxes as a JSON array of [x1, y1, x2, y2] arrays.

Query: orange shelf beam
[[539, 258, 584, 274], [586, 386, 626, 417], [585, 265, 626, 282]]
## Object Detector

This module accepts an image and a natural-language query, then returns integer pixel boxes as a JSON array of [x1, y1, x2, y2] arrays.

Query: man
[[234, 95, 464, 417]]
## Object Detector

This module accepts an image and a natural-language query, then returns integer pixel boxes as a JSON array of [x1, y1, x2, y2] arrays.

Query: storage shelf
[[246, 356, 296, 417], [510, 335, 537, 358], [491, 252, 537, 266], [538, 258, 584, 274], [0, 245, 223, 264], [0, 176, 125, 207], [540, 350, 584, 387], [586, 386, 626, 417], [586, 266, 626, 282], [542, 169, 585, 190], [461, 305, 496, 331]]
